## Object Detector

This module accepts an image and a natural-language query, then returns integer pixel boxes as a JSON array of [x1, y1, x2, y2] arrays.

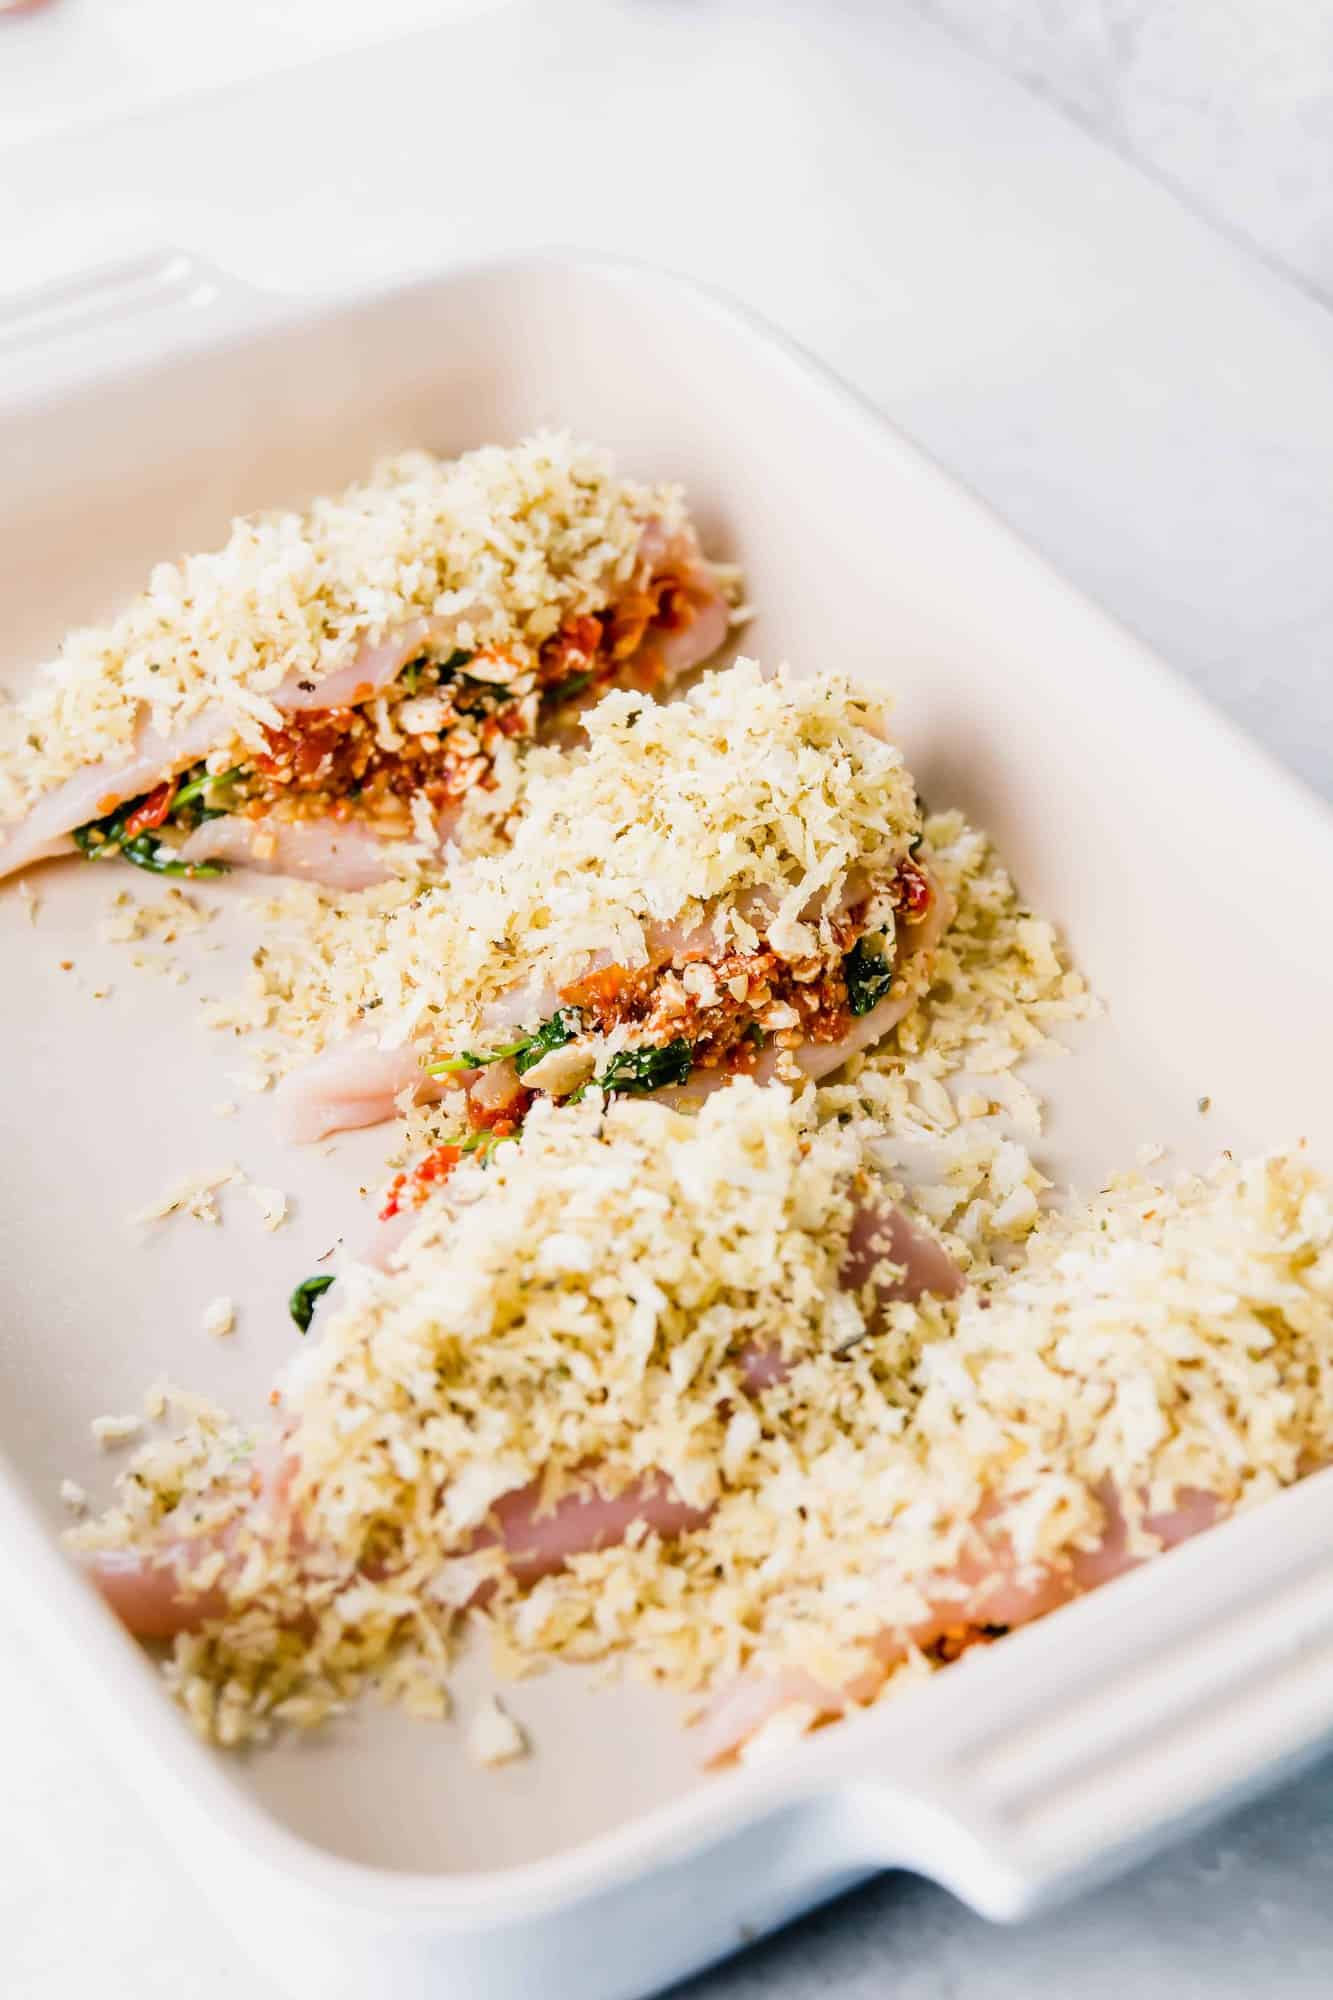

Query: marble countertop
[[911, 0, 1333, 311], [2, 5, 1333, 1996]]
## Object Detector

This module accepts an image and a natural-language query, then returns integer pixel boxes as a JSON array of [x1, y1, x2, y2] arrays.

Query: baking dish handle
[[807, 1468, 1333, 1918], [0, 249, 275, 398]]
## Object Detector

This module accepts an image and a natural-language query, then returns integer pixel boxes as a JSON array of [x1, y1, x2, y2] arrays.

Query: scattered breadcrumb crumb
[[59, 1479, 87, 1513], [247, 1185, 288, 1232], [203, 1297, 236, 1339], [227, 1068, 272, 1095], [16, 881, 37, 924], [91, 1414, 142, 1449], [821, 810, 1092, 1163], [99, 887, 215, 948], [467, 1696, 527, 1768], [131, 1166, 237, 1226]]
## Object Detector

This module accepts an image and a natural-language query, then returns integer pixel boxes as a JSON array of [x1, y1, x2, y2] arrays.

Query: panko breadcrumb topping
[[825, 808, 1091, 1143], [192, 791, 1088, 1120], [0, 433, 676, 826], [70, 1076, 1333, 1750], [912, 1147, 1333, 1541], [203, 662, 923, 1069], [474, 1146, 1333, 1712], [365, 662, 921, 1050], [74, 646, 1317, 1765], [77, 693, 1110, 1747], [72, 1083, 890, 1739]]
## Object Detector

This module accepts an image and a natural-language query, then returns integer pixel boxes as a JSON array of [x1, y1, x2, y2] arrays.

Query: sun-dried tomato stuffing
[[895, 858, 932, 923], [562, 963, 638, 1012], [466, 1094, 533, 1135], [555, 864, 927, 1080], [537, 614, 606, 688], [122, 779, 178, 837], [379, 1143, 464, 1221], [562, 911, 867, 1076]]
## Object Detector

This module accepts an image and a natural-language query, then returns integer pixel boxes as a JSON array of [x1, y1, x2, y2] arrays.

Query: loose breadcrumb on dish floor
[[247, 1185, 289, 1232], [90, 1414, 143, 1449], [202, 1297, 236, 1339], [467, 1696, 528, 1768], [130, 1166, 238, 1227]]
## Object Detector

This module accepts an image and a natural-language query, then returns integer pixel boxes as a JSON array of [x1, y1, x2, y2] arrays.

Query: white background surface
[[3, 4, 1333, 1995]]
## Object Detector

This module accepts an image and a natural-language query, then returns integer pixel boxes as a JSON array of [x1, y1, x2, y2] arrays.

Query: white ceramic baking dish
[[3, 251, 1333, 2000]]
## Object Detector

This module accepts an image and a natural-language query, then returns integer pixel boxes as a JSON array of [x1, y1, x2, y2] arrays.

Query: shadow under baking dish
[[2, 256, 1333, 1990]]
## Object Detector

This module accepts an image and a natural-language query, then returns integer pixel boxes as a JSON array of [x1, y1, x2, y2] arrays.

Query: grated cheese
[[98, 886, 215, 949]]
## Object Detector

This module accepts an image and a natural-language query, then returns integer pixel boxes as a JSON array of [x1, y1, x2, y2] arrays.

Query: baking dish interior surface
[[3, 257, 1332, 1924]]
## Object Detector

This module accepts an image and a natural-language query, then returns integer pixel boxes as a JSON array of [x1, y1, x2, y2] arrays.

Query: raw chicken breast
[[175, 811, 459, 890], [278, 1033, 441, 1145]]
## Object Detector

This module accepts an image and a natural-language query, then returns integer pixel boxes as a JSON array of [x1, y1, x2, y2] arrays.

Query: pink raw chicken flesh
[[89, 1467, 715, 1644], [85, 1198, 961, 1641], [275, 868, 956, 1145], [173, 803, 465, 891]]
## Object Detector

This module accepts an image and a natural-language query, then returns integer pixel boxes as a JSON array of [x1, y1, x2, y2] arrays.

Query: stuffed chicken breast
[[0, 435, 733, 887], [277, 661, 954, 1145]]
